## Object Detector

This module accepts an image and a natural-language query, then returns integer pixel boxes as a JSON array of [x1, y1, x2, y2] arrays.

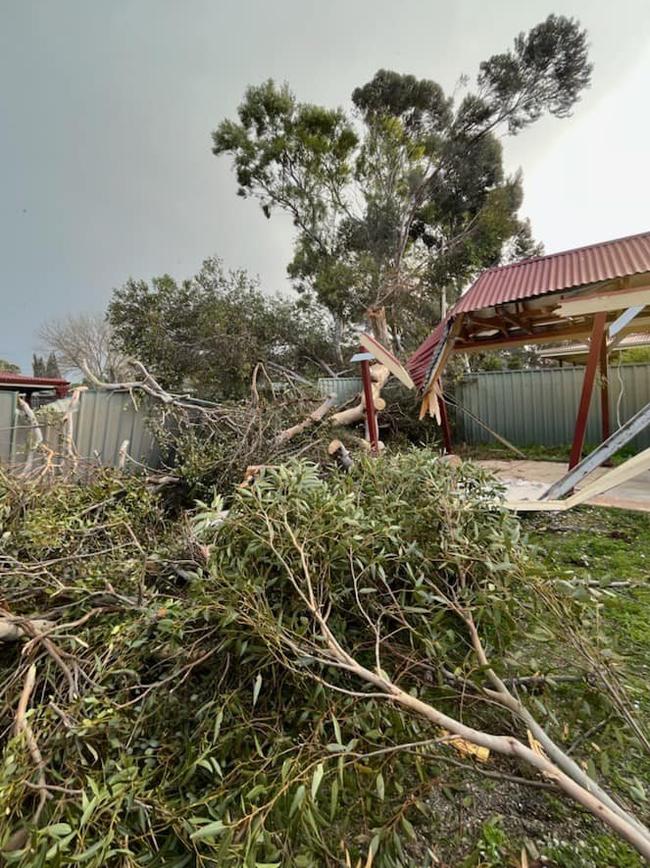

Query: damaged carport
[[408, 229, 650, 508]]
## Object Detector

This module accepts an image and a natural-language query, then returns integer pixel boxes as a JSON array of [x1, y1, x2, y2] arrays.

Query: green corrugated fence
[[455, 364, 650, 450]]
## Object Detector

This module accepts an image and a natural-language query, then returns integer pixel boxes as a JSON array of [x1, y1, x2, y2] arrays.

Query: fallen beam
[[506, 444, 650, 512], [541, 398, 650, 501]]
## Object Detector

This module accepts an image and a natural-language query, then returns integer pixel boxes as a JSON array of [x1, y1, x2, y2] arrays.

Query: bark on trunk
[[330, 364, 389, 427], [333, 316, 345, 366]]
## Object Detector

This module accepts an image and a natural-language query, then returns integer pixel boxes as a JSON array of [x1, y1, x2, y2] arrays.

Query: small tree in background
[[38, 312, 126, 381], [213, 15, 590, 351], [0, 358, 20, 374], [108, 257, 352, 400], [45, 352, 62, 379], [32, 354, 45, 377]]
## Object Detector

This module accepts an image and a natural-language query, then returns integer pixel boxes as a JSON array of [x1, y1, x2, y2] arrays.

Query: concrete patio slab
[[477, 459, 650, 512]]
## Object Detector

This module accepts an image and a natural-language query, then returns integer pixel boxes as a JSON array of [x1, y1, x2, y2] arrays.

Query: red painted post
[[599, 335, 610, 443], [439, 393, 453, 453], [568, 312, 608, 469], [360, 357, 380, 455]]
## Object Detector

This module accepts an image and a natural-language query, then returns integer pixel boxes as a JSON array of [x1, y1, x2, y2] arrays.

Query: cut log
[[327, 439, 354, 471], [0, 619, 52, 643], [330, 364, 389, 427]]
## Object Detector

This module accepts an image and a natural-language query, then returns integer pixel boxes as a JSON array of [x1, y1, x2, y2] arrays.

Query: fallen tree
[[80, 359, 399, 492], [1, 453, 649, 865]]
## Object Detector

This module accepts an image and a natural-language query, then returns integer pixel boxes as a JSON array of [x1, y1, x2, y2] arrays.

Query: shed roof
[[0, 372, 70, 391], [408, 229, 650, 389], [454, 229, 650, 314]]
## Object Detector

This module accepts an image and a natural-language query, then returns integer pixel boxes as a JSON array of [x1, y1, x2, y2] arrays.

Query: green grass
[[523, 507, 650, 866], [456, 442, 639, 465]]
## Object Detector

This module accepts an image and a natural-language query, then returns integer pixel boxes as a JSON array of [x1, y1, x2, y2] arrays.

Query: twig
[[14, 664, 47, 824]]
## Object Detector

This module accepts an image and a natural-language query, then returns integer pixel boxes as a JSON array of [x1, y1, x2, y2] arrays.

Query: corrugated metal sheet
[[0, 391, 18, 464], [455, 364, 650, 451], [318, 377, 362, 406], [455, 230, 650, 314], [408, 321, 446, 390], [408, 229, 650, 389], [0, 390, 160, 472]]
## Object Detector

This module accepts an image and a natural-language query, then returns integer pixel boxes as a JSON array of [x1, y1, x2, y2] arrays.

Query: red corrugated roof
[[408, 322, 447, 390], [408, 229, 650, 389], [454, 229, 650, 314], [0, 373, 70, 388]]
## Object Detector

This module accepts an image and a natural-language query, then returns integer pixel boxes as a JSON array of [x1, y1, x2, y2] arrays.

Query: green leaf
[[69, 840, 106, 862], [599, 751, 610, 776], [311, 763, 324, 800], [41, 823, 73, 837], [289, 784, 306, 817], [375, 772, 385, 801], [190, 820, 226, 840], [401, 816, 416, 840], [330, 778, 339, 821]]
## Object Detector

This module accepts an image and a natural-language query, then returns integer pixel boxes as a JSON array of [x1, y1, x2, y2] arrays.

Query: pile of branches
[[80, 360, 381, 497], [14, 358, 436, 495], [1, 452, 649, 865]]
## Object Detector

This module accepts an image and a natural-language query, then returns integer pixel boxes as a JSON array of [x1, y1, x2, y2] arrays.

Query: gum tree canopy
[[213, 15, 591, 351]]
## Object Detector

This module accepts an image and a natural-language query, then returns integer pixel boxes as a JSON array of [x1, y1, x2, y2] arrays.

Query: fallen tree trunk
[[16, 396, 44, 476], [330, 364, 389, 427], [275, 394, 337, 446]]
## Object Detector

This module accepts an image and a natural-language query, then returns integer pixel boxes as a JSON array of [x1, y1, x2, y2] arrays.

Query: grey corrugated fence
[[455, 364, 650, 450], [0, 389, 160, 471], [317, 377, 363, 405]]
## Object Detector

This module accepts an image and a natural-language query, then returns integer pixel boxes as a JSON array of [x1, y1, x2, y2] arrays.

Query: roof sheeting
[[408, 229, 650, 389], [0, 373, 70, 391], [408, 321, 446, 391], [454, 229, 650, 313]]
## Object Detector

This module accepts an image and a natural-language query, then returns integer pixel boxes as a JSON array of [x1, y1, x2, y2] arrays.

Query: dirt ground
[[477, 459, 650, 512]]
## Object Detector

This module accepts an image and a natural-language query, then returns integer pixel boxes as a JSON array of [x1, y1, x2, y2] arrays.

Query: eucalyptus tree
[[213, 15, 591, 351]]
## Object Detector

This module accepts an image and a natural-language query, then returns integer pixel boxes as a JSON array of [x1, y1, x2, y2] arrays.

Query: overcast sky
[[2, 0, 650, 371]]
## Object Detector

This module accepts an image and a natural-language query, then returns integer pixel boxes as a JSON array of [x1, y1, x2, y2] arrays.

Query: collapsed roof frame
[[408, 230, 650, 473]]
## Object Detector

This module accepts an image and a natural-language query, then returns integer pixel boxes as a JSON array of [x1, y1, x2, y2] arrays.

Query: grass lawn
[[455, 442, 639, 465]]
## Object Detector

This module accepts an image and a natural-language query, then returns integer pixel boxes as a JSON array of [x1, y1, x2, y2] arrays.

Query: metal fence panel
[[318, 377, 362, 406], [455, 364, 650, 450], [0, 390, 160, 471], [0, 391, 17, 464]]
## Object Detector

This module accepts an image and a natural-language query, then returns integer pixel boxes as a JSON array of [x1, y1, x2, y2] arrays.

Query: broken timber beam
[[508, 444, 650, 512], [541, 398, 650, 502]]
